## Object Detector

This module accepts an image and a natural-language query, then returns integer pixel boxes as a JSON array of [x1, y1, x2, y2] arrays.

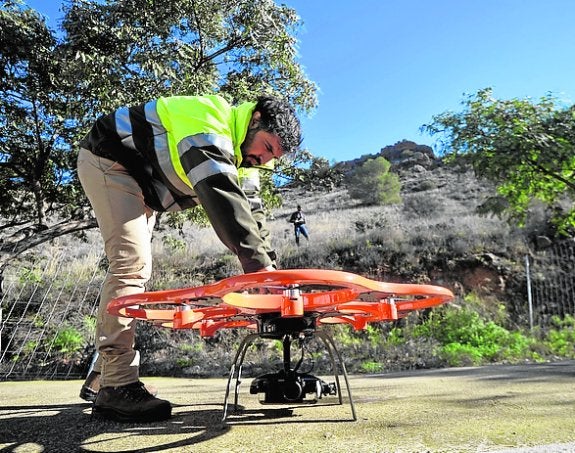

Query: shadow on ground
[[0, 402, 229, 452]]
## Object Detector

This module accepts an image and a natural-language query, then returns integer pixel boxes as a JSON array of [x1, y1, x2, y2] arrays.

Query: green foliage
[[543, 315, 575, 357], [51, 325, 84, 355], [360, 360, 384, 373], [165, 207, 211, 231], [333, 326, 362, 347], [364, 324, 382, 346], [270, 339, 284, 353], [60, 0, 318, 113], [1, 3, 82, 224], [385, 327, 406, 346], [83, 316, 97, 334], [176, 358, 194, 367], [259, 171, 283, 211], [18, 267, 43, 284], [325, 294, 545, 373], [177, 341, 204, 361], [423, 88, 575, 235], [280, 154, 345, 191], [346, 157, 402, 206], [412, 304, 535, 366], [162, 235, 187, 253], [439, 343, 483, 366], [22, 340, 39, 356]]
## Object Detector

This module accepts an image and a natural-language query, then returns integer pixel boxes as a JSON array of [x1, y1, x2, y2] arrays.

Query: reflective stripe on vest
[[238, 167, 263, 212], [149, 100, 238, 191], [238, 167, 260, 191], [178, 133, 237, 186], [116, 106, 136, 149], [115, 106, 181, 210]]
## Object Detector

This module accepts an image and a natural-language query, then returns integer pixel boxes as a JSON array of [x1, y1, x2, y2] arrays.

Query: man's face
[[240, 110, 284, 167], [241, 128, 283, 167]]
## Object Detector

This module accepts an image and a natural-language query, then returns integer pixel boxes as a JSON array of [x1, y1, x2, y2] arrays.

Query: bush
[[543, 315, 575, 357], [361, 360, 385, 373], [346, 157, 402, 206], [411, 303, 536, 366], [51, 325, 85, 355], [402, 192, 445, 218]]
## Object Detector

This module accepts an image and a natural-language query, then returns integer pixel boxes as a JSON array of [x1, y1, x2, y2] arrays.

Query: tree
[[271, 150, 345, 191], [0, 0, 317, 280], [346, 157, 401, 206], [59, 0, 317, 113], [423, 88, 575, 235], [0, 2, 95, 280]]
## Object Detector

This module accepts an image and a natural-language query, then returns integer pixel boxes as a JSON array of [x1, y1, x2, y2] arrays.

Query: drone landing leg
[[223, 330, 357, 422], [222, 333, 259, 421], [282, 334, 292, 373], [316, 330, 357, 421]]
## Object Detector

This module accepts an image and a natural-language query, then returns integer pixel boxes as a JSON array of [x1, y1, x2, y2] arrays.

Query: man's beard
[[240, 127, 259, 167]]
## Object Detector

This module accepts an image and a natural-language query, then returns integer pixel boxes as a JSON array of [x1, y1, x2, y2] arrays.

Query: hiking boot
[[80, 371, 158, 402], [79, 370, 100, 402], [93, 381, 171, 422]]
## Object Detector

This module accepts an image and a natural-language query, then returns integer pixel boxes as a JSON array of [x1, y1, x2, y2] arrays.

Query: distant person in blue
[[288, 205, 309, 246]]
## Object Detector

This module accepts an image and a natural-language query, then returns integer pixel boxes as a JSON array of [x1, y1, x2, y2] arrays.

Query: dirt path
[[1, 361, 575, 452]]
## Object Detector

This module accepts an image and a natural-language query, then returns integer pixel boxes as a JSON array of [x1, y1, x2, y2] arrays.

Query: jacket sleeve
[[190, 150, 275, 273], [238, 167, 276, 263]]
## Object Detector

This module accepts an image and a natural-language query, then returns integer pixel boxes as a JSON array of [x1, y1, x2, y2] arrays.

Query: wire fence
[[0, 250, 104, 380], [526, 238, 575, 328]]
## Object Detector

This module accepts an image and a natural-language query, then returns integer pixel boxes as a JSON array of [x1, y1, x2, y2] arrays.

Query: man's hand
[[251, 265, 276, 273]]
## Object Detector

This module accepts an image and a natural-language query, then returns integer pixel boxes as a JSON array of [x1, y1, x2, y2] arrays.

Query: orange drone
[[107, 269, 454, 421]]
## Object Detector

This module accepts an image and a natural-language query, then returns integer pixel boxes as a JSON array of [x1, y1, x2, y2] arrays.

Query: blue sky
[[26, 0, 575, 163]]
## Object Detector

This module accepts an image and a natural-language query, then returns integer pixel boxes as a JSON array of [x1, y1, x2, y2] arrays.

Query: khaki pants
[[77, 148, 156, 387]]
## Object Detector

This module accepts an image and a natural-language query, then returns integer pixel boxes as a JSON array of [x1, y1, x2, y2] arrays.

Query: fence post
[[525, 255, 534, 331]]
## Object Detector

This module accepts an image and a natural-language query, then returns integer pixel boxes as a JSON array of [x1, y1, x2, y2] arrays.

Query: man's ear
[[248, 111, 261, 129]]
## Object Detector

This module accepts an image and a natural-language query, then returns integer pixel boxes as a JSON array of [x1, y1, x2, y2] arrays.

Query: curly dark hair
[[254, 96, 302, 155]]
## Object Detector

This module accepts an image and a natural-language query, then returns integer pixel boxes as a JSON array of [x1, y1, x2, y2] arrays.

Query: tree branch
[[0, 218, 98, 271]]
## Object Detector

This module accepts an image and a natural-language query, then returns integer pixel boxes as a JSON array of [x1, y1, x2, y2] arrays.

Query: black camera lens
[[283, 379, 303, 401]]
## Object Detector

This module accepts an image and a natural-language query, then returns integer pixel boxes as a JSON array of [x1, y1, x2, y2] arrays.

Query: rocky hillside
[[282, 140, 554, 323]]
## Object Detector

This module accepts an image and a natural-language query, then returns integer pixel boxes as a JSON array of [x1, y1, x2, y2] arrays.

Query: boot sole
[[93, 405, 171, 423]]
